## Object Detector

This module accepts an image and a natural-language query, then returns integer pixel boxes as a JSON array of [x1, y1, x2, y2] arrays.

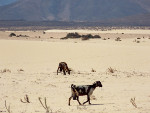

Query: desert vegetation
[[9, 33, 29, 38], [61, 32, 101, 40], [0, 29, 150, 113]]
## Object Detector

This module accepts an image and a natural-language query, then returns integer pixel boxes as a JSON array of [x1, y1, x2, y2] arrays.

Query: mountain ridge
[[0, 0, 150, 26]]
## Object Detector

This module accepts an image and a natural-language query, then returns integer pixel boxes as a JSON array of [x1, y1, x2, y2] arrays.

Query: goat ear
[[93, 82, 96, 85]]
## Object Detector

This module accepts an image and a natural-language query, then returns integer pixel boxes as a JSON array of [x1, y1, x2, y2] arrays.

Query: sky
[[0, 0, 17, 6]]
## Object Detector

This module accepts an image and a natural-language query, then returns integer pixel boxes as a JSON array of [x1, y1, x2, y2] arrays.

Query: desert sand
[[0, 29, 150, 113]]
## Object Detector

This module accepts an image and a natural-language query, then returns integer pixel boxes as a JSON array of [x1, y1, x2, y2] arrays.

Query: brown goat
[[57, 62, 71, 75]]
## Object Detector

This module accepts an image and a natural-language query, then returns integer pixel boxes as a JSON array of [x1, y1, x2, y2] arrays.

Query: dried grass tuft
[[91, 68, 96, 72], [130, 97, 137, 108], [0, 69, 11, 73], [107, 67, 117, 73]]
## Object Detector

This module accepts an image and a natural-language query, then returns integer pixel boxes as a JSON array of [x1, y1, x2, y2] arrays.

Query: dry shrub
[[107, 67, 117, 73], [91, 68, 96, 72], [39, 97, 52, 113], [115, 37, 121, 41], [18, 69, 24, 72], [82, 37, 90, 40], [130, 97, 137, 108], [133, 39, 140, 43], [20, 95, 30, 103], [0, 69, 11, 73], [5, 100, 11, 113]]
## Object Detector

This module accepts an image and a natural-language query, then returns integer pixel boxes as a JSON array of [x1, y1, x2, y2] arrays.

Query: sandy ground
[[0, 29, 150, 113]]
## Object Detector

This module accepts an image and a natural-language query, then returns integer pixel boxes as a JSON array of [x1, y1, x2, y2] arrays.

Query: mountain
[[0, 0, 17, 6], [0, 0, 150, 25]]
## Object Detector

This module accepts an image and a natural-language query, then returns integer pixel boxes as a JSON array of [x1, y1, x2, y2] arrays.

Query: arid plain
[[0, 29, 150, 113]]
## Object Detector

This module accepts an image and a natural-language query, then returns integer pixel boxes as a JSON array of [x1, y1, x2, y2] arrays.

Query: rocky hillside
[[0, 0, 150, 25]]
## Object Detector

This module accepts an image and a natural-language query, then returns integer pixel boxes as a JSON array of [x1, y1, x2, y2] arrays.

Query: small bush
[[115, 37, 121, 41], [62, 32, 101, 40], [9, 33, 16, 37], [60, 37, 68, 40], [130, 97, 137, 108], [107, 67, 116, 73], [18, 69, 24, 72], [91, 68, 96, 72], [66, 32, 81, 38], [93, 35, 101, 38], [0, 69, 11, 73], [82, 37, 90, 40]]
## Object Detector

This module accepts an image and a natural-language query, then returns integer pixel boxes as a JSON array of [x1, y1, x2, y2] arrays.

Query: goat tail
[[71, 84, 78, 100], [71, 84, 78, 97]]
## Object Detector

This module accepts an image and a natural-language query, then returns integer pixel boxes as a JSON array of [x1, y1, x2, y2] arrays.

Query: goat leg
[[68, 96, 73, 106], [83, 95, 91, 105], [63, 69, 66, 75], [76, 96, 82, 105], [57, 67, 59, 75]]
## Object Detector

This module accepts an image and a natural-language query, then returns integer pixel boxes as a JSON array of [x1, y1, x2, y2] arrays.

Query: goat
[[68, 81, 102, 105], [57, 62, 71, 75]]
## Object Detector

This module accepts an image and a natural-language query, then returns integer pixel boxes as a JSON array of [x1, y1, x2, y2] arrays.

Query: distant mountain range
[[0, 0, 17, 6], [0, 0, 150, 26]]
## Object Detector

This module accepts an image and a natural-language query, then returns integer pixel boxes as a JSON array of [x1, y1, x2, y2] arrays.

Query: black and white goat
[[68, 81, 102, 105]]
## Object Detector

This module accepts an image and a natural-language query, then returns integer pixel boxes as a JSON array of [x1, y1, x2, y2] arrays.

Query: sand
[[0, 29, 150, 113]]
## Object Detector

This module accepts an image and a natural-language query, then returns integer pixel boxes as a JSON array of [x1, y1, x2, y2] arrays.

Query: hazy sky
[[0, 0, 17, 6]]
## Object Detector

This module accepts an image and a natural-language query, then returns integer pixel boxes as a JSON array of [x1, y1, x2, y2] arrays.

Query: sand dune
[[0, 29, 150, 113]]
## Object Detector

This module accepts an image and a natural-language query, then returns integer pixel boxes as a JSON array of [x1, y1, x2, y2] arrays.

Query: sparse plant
[[18, 69, 24, 72], [130, 97, 137, 108], [1, 69, 11, 73], [82, 37, 90, 40], [115, 37, 121, 41], [62, 32, 101, 40], [60, 37, 68, 40], [38, 97, 52, 113], [20, 95, 30, 103], [107, 67, 117, 73], [93, 35, 101, 38], [91, 68, 96, 72], [5, 100, 11, 113], [133, 39, 140, 43], [9, 33, 16, 37], [66, 32, 81, 38]]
